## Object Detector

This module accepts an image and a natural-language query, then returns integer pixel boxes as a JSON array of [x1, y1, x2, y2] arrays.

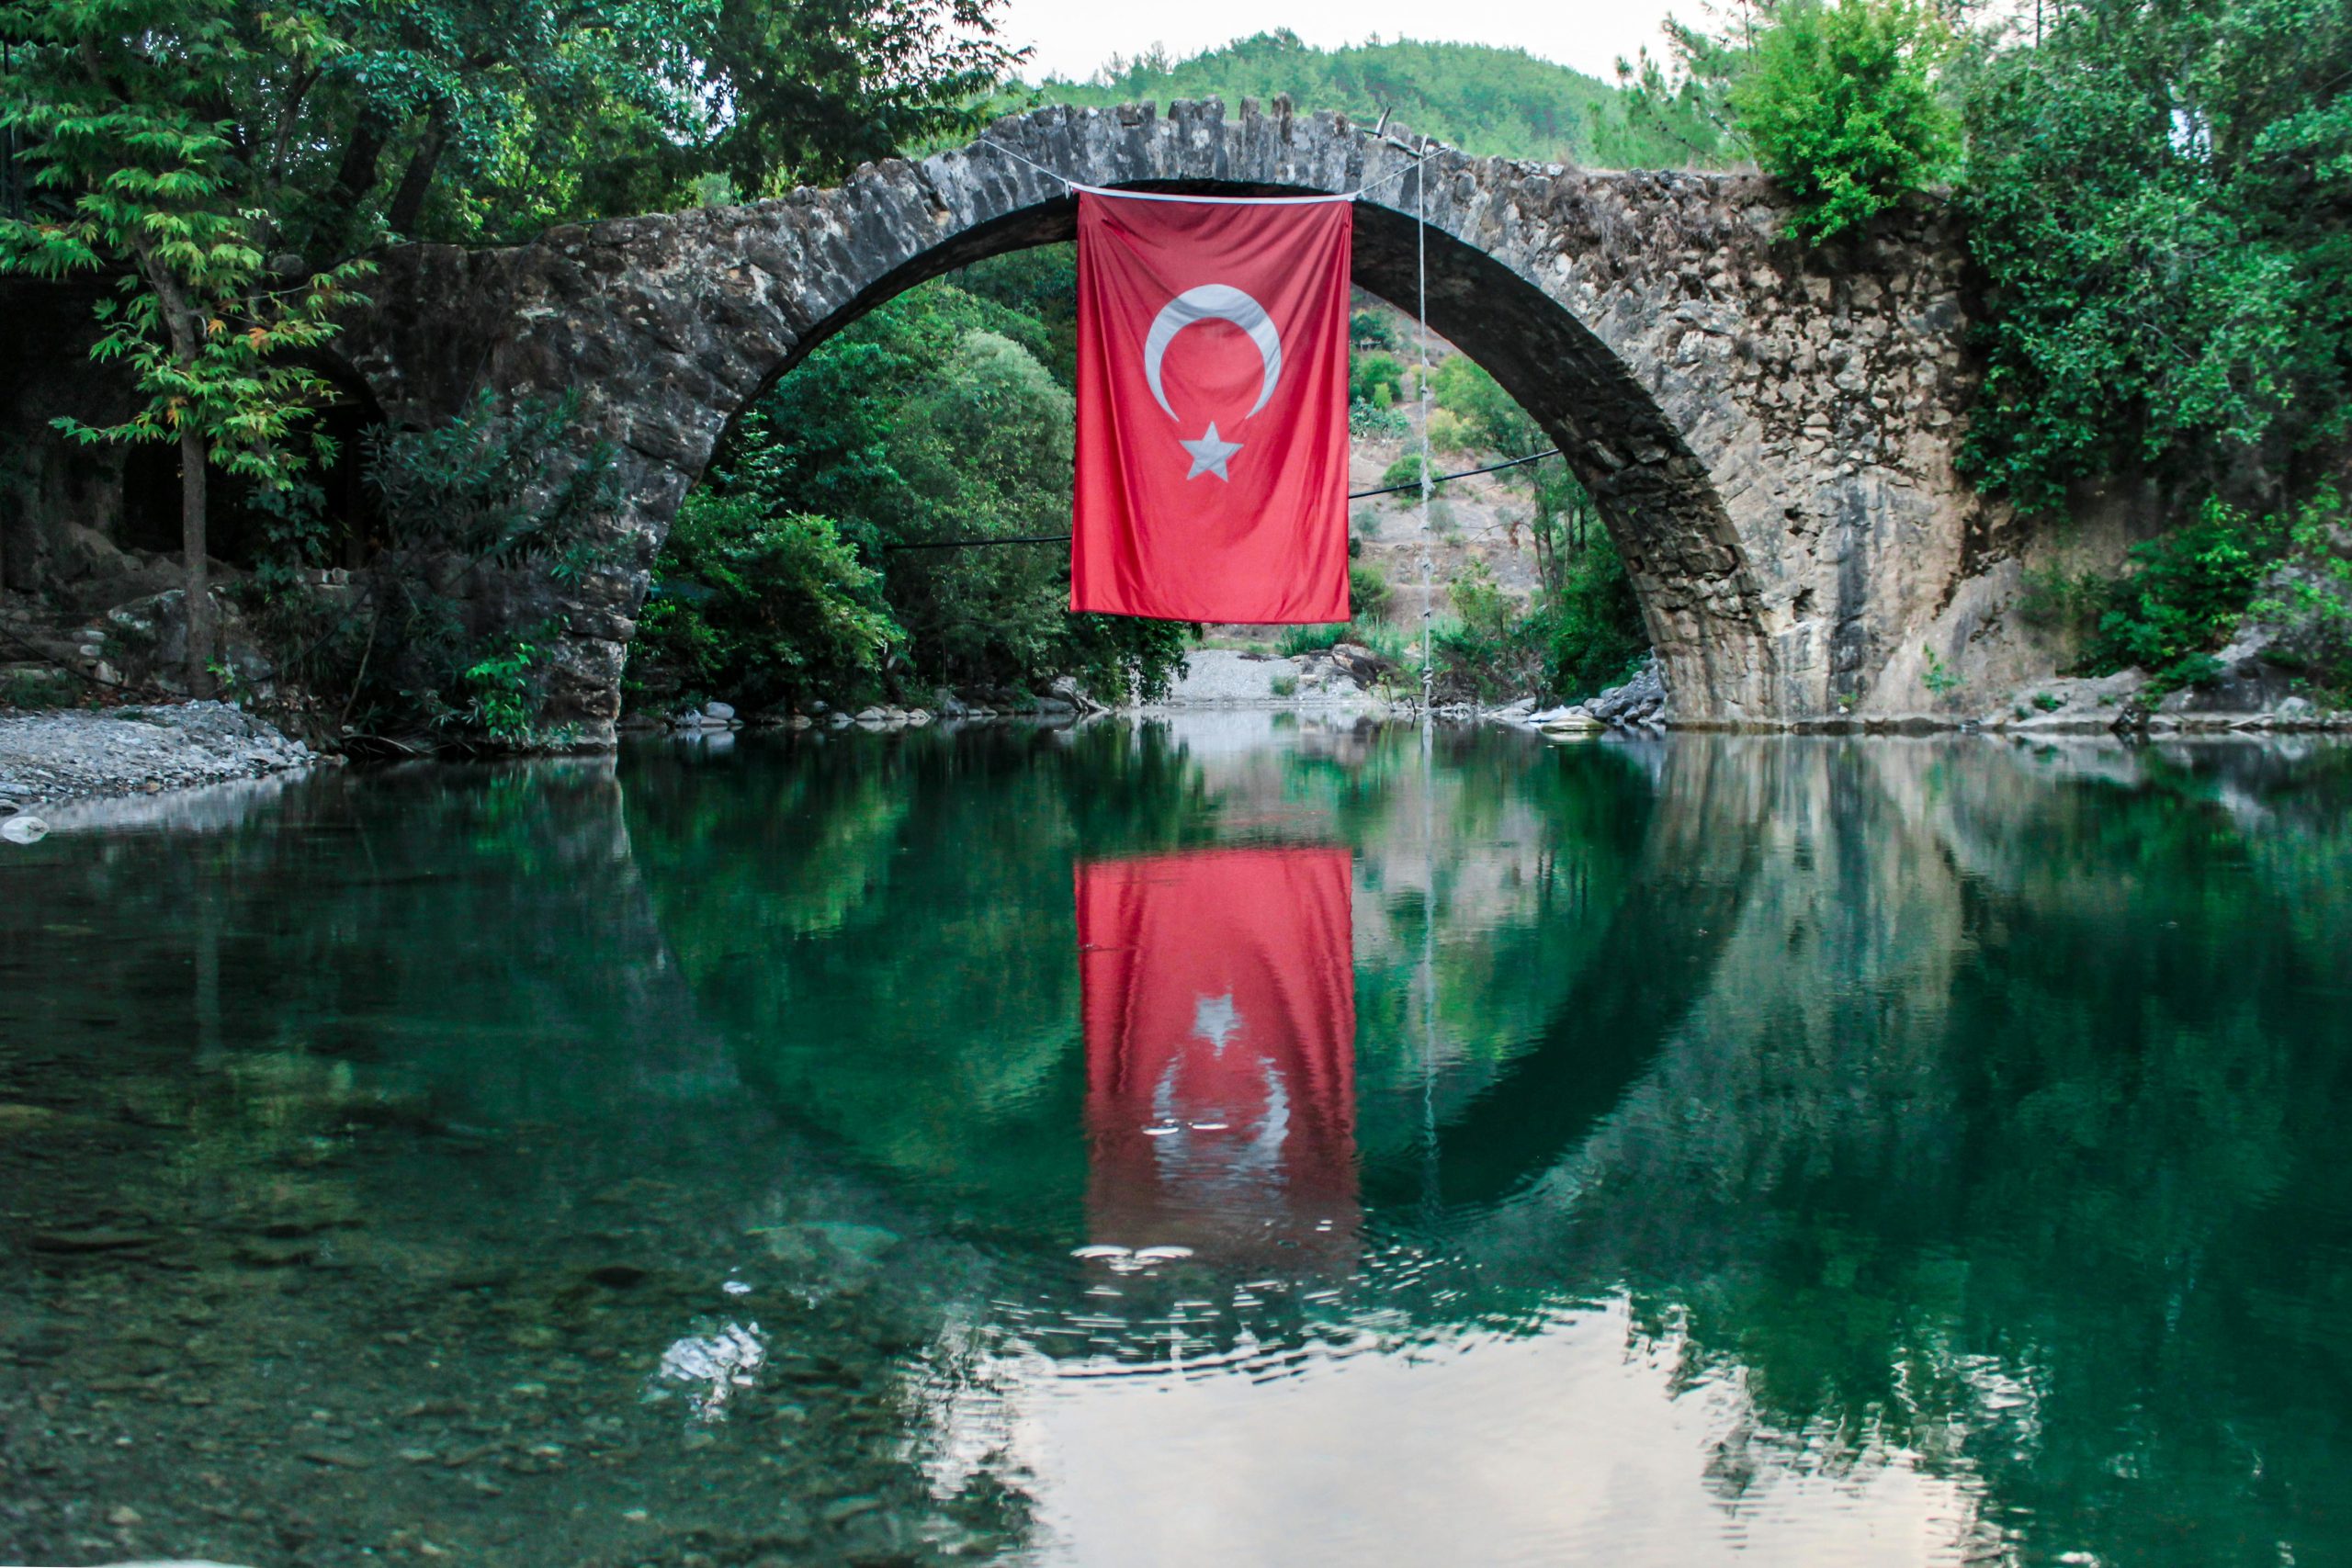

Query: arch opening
[[696, 178, 1773, 712]]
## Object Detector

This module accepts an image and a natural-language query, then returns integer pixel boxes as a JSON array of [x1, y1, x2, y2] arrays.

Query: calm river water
[[3, 718, 2349, 1566]]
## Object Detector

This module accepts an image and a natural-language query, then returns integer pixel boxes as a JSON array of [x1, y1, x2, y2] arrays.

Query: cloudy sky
[[999, 0, 1696, 86]]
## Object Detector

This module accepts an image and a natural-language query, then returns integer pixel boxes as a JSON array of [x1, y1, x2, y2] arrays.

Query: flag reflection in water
[[1077, 848, 1358, 1272]]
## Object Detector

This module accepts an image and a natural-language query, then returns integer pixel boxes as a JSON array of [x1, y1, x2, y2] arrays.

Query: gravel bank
[[0, 701, 316, 809], [1148, 648, 1393, 710]]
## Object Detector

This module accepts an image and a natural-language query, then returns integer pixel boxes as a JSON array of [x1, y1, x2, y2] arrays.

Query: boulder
[[1049, 673, 1107, 713], [1586, 656, 1668, 728]]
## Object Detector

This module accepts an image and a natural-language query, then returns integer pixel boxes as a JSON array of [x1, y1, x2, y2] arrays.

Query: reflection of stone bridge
[[346, 101, 2018, 740]]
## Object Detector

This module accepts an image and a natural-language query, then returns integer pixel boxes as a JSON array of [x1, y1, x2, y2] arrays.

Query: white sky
[[1000, 0, 1692, 88]]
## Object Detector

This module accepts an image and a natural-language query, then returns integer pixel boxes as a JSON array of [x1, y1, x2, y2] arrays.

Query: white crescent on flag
[[1141, 284, 1283, 421]]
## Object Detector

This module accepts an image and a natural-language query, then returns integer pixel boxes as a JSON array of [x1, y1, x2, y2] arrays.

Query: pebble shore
[[0, 702, 315, 811]]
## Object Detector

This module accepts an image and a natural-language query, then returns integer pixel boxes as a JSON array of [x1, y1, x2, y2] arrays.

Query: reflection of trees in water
[[627, 724, 1674, 1243], [21, 730, 2352, 1564], [1457, 739, 2352, 1568]]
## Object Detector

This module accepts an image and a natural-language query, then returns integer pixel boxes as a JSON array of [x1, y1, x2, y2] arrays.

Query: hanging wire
[[1413, 133, 1435, 714]]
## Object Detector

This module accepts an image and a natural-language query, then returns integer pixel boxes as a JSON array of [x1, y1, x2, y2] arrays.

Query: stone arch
[[345, 99, 1992, 740]]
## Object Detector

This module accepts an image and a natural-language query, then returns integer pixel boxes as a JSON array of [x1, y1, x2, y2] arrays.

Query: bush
[[1731, 0, 1959, 246], [1350, 561, 1393, 622], [1378, 453, 1430, 493], [1425, 408, 1475, 454], [2075, 489, 2352, 698], [1430, 356, 1545, 457], [628, 493, 900, 713], [2079, 502, 2274, 694], [246, 390, 624, 749], [1350, 308, 1396, 351], [1276, 624, 1348, 657], [1432, 533, 1647, 703], [1351, 352, 1407, 409]]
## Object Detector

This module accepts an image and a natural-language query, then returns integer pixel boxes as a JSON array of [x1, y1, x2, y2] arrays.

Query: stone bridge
[[345, 99, 2022, 739]]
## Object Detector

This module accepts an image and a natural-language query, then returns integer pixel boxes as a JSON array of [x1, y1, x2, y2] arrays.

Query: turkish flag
[[1071, 191, 1354, 623], [1078, 848, 1359, 1268]]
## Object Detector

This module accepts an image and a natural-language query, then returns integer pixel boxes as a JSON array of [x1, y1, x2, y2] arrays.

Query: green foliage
[[248, 391, 623, 747], [2018, 560, 2112, 649], [1537, 530, 1651, 698], [1041, 31, 1735, 169], [1614, 16, 1751, 166], [460, 637, 545, 746], [1731, 0, 1959, 245], [1448, 560, 1512, 640], [628, 494, 900, 714], [1350, 561, 1393, 622], [633, 273, 1190, 707], [1431, 355, 1541, 457], [0, 0, 375, 683], [2251, 490, 2352, 698], [1349, 308, 1396, 349], [1434, 534, 1648, 702], [1957, 0, 2352, 510], [0, 0, 1020, 263], [2013, 492, 2352, 701], [1921, 645, 1963, 697], [1274, 623, 1347, 657], [2081, 503, 2274, 694], [1351, 351, 1406, 410], [1377, 452, 1429, 493]]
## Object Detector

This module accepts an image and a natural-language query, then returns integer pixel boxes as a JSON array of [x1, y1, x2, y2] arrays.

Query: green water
[[3, 718, 2349, 1566]]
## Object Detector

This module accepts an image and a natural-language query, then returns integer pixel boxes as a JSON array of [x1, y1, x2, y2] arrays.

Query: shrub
[[628, 492, 901, 714], [1379, 453, 1429, 493], [1426, 408, 1475, 454], [1351, 352, 1407, 409], [1731, 0, 1959, 246], [1277, 624, 1348, 657], [1350, 309, 1396, 350], [246, 390, 624, 749], [2081, 501, 2275, 694], [1350, 561, 1393, 622]]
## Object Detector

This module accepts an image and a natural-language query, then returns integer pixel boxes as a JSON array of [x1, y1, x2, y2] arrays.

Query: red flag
[[1078, 848, 1358, 1268], [1071, 191, 1354, 624]]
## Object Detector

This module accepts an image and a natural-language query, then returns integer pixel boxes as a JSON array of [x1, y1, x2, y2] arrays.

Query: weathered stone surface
[[337, 100, 2018, 741]]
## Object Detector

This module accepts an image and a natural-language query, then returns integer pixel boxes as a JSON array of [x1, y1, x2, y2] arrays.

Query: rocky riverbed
[[0, 702, 316, 813]]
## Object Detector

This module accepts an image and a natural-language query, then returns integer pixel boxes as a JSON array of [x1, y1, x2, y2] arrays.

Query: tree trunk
[[181, 426, 216, 694], [385, 102, 451, 238]]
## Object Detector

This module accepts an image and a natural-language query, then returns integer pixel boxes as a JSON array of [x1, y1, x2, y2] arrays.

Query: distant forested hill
[[1032, 31, 1729, 169]]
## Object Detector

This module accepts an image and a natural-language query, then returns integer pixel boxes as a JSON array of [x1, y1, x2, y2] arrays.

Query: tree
[[0, 0, 367, 690], [1730, 0, 1959, 245], [1957, 0, 2352, 510]]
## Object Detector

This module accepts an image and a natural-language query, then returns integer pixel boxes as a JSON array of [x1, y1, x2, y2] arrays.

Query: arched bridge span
[[345, 99, 2004, 739]]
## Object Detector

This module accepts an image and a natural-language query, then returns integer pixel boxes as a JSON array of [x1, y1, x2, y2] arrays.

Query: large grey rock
[[339, 100, 2010, 740], [1588, 657, 1669, 728]]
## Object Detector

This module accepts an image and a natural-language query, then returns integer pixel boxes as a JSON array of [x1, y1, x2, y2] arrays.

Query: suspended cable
[[1413, 132, 1434, 712]]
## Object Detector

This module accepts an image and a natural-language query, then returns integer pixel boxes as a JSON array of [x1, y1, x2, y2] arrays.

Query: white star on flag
[[1178, 423, 1243, 481], [1192, 993, 1241, 1054]]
